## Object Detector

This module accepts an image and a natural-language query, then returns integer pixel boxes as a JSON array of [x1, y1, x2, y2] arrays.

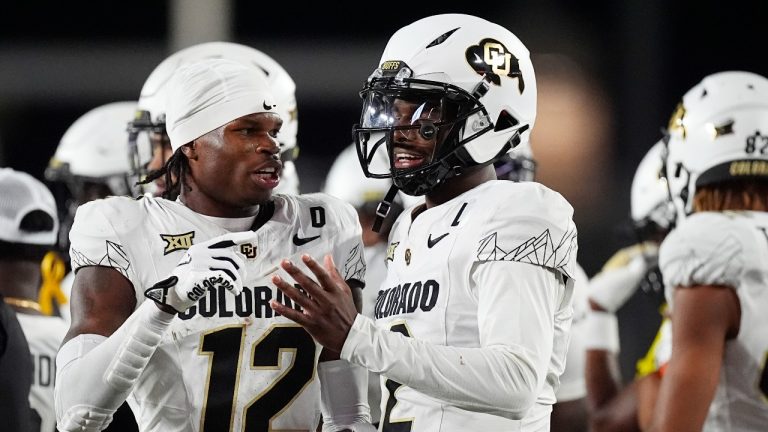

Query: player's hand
[[589, 242, 658, 312], [144, 231, 256, 313], [269, 254, 358, 353]]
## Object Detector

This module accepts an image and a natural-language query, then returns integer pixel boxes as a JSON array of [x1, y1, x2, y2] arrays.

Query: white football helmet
[[130, 41, 300, 193], [46, 101, 150, 198], [353, 14, 536, 196], [666, 71, 768, 220], [630, 140, 675, 236]]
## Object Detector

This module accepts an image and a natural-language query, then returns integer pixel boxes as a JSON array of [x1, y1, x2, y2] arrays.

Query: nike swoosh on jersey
[[427, 233, 449, 248], [293, 233, 320, 246]]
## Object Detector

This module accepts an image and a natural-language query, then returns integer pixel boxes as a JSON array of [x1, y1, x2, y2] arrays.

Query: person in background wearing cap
[[0, 167, 67, 432], [54, 58, 374, 432]]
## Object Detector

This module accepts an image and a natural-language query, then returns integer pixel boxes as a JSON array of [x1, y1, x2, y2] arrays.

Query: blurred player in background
[[45, 101, 150, 323], [584, 140, 674, 431], [130, 41, 301, 198], [0, 168, 67, 432], [651, 71, 768, 431]]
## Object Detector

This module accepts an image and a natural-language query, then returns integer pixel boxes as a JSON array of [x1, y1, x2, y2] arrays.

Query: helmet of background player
[[47, 101, 150, 200], [353, 14, 536, 196], [130, 41, 299, 189], [665, 71, 768, 222], [493, 141, 536, 182], [45, 101, 148, 253], [630, 140, 676, 241]]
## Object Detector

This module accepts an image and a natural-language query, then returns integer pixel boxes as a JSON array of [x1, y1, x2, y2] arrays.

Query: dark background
[[1, 0, 766, 379]]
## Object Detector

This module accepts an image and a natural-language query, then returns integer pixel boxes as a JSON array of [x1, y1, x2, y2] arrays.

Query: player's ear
[[181, 141, 198, 160]]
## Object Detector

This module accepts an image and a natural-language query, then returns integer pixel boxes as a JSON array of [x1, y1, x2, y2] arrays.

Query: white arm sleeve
[[340, 261, 563, 420], [55, 301, 174, 431]]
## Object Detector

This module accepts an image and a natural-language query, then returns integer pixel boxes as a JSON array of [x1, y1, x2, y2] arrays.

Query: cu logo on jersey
[[465, 38, 525, 92], [240, 243, 257, 259], [160, 231, 195, 255]]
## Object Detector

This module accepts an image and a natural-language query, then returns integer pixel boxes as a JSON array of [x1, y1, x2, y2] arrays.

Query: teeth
[[395, 153, 420, 160], [258, 167, 276, 173]]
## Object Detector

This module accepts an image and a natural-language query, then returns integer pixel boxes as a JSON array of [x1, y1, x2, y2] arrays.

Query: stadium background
[[1, 0, 765, 381]]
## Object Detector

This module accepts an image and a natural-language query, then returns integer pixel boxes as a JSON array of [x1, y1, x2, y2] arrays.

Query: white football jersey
[[556, 263, 589, 402], [371, 180, 578, 431], [68, 193, 365, 432], [660, 210, 768, 431], [17, 314, 68, 432]]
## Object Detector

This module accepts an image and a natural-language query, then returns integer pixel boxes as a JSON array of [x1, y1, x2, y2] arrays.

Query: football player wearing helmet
[[131, 41, 301, 198], [270, 14, 578, 431], [0, 168, 68, 432], [54, 59, 373, 432], [584, 140, 674, 432], [651, 71, 768, 432]]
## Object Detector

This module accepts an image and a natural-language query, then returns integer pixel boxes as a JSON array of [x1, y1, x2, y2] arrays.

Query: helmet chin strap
[[372, 184, 401, 233]]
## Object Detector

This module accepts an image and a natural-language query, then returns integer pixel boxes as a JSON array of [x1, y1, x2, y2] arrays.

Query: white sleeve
[[659, 212, 745, 304], [55, 301, 174, 431], [340, 260, 563, 420]]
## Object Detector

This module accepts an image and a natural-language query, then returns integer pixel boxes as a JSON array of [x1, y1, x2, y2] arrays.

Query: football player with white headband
[[130, 41, 301, 198], [55, 58, 373, 432]]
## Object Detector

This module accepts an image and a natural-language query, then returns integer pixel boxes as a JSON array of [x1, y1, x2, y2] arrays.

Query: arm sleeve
[[55, 301, 174, 431], [340, 260, 564, 420]]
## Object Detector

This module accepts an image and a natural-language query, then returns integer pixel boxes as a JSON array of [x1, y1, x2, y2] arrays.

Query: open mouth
[[250, 166, 281, 189], [393, 148, 428, 170]]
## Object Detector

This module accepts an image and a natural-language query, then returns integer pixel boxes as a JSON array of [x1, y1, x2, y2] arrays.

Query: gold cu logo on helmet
[[465, 38, 525, 92], [668, 102, 687, 139], [483, 42, 512, 76], [160, 231, 195, 255], [240, 243, 257, 259]]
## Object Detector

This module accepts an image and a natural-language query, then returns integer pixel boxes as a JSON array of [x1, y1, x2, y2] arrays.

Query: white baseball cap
[[0, 168, 59, 246], [165, 58, 277, 151]]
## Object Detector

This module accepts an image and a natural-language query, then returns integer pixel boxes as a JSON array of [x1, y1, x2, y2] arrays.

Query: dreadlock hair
[[138, 147, 191, 200], [693, 178, 768, 212]]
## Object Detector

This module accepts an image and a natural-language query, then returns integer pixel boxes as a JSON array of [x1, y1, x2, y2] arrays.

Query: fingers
[[299, 254, 338, 292], [271, 274, 317, 314], [322, 255, 348, 291], [279, 259, 328, 302], [269, 298, 309, 326]]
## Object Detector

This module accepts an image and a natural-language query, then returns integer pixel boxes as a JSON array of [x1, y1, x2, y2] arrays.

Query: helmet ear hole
[[419, 122, 437, 140], [493, 110, 519, 132]]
